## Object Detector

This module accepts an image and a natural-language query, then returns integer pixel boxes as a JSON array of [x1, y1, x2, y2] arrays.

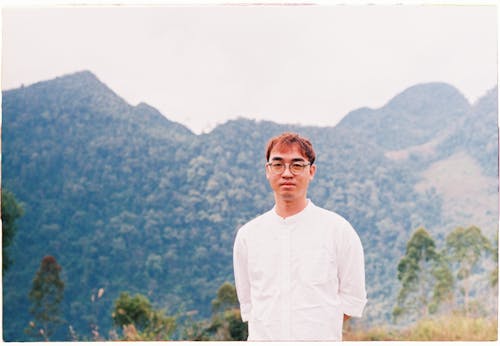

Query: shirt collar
[[272, 199, 313, 224]]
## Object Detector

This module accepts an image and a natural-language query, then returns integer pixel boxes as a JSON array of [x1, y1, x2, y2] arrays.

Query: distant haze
[[2, 4, 497, 134]]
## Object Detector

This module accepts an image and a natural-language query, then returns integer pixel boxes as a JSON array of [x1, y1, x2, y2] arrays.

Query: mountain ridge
[[6, 70, 490, 138], [336, 82, 473, 151]]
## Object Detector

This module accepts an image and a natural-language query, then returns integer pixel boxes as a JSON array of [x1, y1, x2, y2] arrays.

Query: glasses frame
[[266, 161, 312, 175]]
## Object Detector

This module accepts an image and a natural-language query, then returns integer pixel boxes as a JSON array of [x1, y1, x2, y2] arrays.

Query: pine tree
[[1, 189, 24, 274], [26, 255, 65, 341]]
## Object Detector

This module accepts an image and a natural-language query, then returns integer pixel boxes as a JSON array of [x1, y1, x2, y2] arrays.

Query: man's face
[[265, 143, 316, 202]]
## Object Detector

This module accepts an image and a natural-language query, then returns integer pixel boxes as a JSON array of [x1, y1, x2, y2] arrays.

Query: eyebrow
[[269, 157, 306, 162]]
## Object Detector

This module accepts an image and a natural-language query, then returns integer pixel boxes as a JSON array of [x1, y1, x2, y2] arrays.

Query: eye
[[272, 162, 284, 168]]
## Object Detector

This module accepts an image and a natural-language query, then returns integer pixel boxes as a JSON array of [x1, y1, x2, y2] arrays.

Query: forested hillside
[[2, 71, 497, 340]]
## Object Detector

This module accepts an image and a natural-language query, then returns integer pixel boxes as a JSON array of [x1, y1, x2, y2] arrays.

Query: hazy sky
[[2, 3, 497, 134]]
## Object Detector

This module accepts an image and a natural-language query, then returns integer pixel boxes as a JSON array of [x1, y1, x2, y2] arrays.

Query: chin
[[279, 193, 296, 201]]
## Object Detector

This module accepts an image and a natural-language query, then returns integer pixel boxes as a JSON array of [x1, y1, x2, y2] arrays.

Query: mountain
[[337, 82, 471, 150], [2, 71, 497, 340]]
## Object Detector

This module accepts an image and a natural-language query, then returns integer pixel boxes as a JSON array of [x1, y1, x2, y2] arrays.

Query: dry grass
[[344, 315, 498, 341]]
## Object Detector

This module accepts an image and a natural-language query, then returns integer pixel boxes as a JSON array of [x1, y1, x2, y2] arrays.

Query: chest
[[246, 222, 339, 286]]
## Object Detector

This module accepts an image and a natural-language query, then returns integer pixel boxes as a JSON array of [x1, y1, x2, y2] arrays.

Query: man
[[233, 132, 367, 341]]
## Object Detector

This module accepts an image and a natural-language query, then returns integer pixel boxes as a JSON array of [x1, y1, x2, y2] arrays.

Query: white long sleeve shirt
[[233, 200, 367, 341]]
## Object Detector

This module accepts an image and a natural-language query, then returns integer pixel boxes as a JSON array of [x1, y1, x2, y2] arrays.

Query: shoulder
[[308, 203, 360, 240], [309, 203, 352, 228], [236, 209, 274, 237]]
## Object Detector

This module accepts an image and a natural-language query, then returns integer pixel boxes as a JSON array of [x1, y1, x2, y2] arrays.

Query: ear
[[309, 164, 317, 181], [265, 163, 271, 180]]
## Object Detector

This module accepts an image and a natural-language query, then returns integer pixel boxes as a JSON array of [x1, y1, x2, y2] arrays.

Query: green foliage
[[211, 281, 239, 313], [394, 228, 452, 321], [429, 255, 454, 314], [395, 225, 496, 324], [446, 226, 492, 279], [113, 292, 153, 331], [112, 292, 176, 341], [183, 282, 247, 341], [445, 226, 492, 316], [490, 233, 498, 287], [1, 189, 24, 274], [26, 256, 65, 341], [451, 87, 498, 176]]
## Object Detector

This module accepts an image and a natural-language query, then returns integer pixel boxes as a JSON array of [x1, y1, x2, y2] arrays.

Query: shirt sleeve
[[233, 228, 252, 322], [337, 221, 367, 318]]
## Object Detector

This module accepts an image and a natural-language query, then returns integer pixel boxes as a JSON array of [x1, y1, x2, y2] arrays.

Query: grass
[[344, 315, 498, 341]]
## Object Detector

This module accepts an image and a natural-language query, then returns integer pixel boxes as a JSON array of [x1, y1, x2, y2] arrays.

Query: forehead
[[269, 143, 307, 161]]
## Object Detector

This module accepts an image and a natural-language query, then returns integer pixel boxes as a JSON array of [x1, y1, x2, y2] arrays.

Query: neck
[[274, 197, 308, 218]]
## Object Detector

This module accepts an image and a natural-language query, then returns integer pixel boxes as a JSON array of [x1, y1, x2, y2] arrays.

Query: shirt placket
[[279, 219, 292, 340]]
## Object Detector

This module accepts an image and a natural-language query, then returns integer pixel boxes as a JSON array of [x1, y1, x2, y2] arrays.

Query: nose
[[282, 164, 294, 177]]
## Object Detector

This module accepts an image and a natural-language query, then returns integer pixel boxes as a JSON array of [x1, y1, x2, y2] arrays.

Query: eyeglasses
[[266, 161, 311, 175]]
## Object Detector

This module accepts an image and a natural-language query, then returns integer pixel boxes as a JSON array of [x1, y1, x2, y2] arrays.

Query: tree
[[489, 232, 498, 288], [211, 281, 239, 313], [445, 226, 492, 317], [210, 282, 247, 340], [1, 189, 24, 274], [429, 253, 454, 314], [26, 255, 65, 341], [394, 228, 452, 321], [112, 292, 176, 341], [186, 282, 247, 341]]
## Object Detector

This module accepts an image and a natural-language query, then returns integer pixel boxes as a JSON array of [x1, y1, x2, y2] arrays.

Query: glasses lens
[[290, 163, 304, 174], [270, 163, 284, 174]]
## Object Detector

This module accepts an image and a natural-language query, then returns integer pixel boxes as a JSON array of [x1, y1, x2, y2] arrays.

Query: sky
[[1, 2, 498, 134]]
